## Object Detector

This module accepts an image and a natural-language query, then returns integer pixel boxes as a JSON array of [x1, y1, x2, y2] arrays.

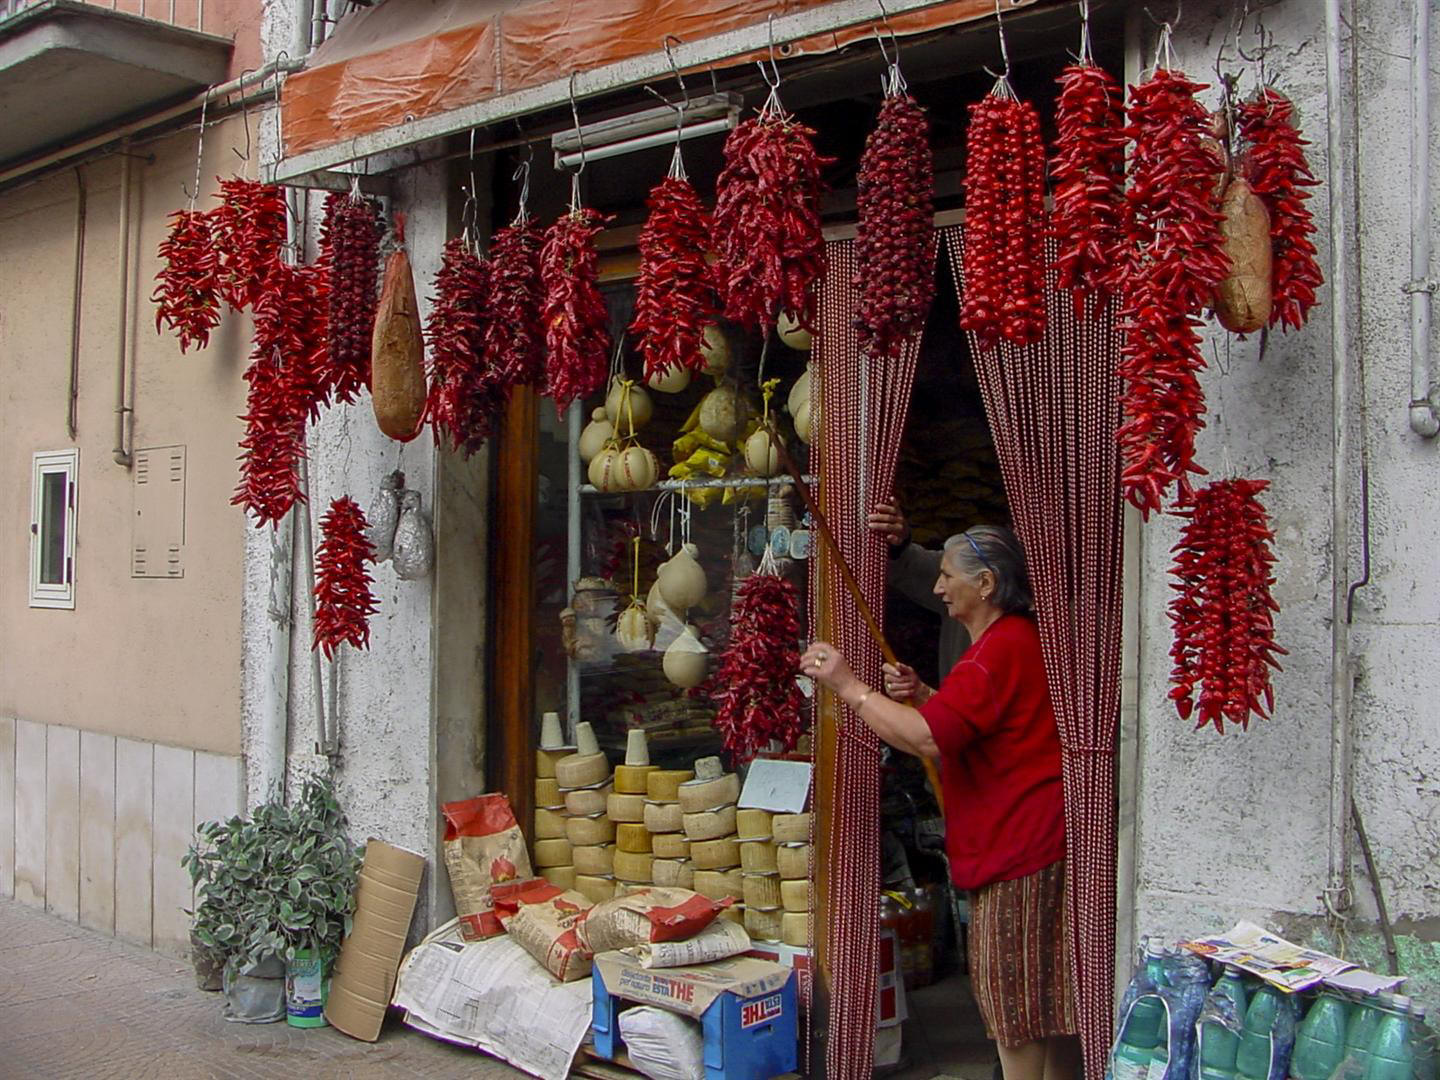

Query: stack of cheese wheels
[[774, 812, 812, 947], [681, 756, 743, 911], [737, 806, 781, 941], [644, 759, 694, 890], [609, 730, 658, 885], [555, 721, 612, 901], [535, 712, 576, 889]]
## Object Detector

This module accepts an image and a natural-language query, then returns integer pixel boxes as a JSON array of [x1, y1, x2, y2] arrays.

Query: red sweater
[[919, 613, 1066, 890]]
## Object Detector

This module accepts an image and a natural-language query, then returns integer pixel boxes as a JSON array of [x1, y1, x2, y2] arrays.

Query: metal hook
[[758, 13, 783, 91], [1077, 0, 1093, 64], [264, 54, 290, 184], [662, 35, 691, 112], [567, 70, 587, 181], [232, 68, 255, 163], [182, 87, 211, 208], [875, 0, 903, 77], [992, 0, 1012, 80]]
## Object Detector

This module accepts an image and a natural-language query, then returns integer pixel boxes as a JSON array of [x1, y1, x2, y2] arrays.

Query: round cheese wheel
[[555, 751, 610, 790], [643, 801, 684, 833], [535, 778, 562, 808], [615, 823, 654, 854], [652, 833, 692, 859], [541, 865, 576, 890], [678, 773, 740, 813], [575, 874, 616, 904], [565, 784, 611, 817], [740, 840, 779, 874], [533, 837, 573, 868], [690, 836, 741, 870], [736, 809, 774, 840], [645, 769, 695, 802], [718, 904, 745, 926], [771, 813, 811, 844], [781, 911, 809, 947], [606, 792, 646, 823], [614, 764, 658, 795], [651, 858, 695, 888], [682, 805, 737, 841], [613, 849, 654, 883], [742, 873, 781, 908], [534, 807, 567, 841], [566, 814, 615, 846], [781, 879, 810, 913], [744, 905, 784, 942], [536, 747, 570, 780], [692, 868, 744, 901], [573, 844, 616, 876], [776, 843, 811, 880]]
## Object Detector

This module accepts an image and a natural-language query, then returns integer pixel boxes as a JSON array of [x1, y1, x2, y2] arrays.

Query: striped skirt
[[969, 858, 1077, 1047]]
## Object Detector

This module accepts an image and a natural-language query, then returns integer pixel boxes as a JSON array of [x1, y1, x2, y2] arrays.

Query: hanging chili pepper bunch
[[853, 76, 936, 360], [426, 235, 501, 455], [542, 204, 614, 417], [1167, 477, 1287, 733], [209, 178, 288, 311], [1238, 87, 1322, 331], [482, 215, 546, 390], [313, 496, 380, 658], [959, 83, 1047, 351], [153, 209, 223, 352], [1050, 61, 1128, 318], [323, 191, 383, 404], [710, 563, 805, 763], [1115, 68, 1228, 518], [712, 95, 833, 333], [631, 174, 720, 382]]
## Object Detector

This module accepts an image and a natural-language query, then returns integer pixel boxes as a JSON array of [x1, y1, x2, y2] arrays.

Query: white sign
[[738, 759, 812, 813]]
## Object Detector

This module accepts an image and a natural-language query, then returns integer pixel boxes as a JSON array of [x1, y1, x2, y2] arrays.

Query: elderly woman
[[800, 525, 1078, 1080]]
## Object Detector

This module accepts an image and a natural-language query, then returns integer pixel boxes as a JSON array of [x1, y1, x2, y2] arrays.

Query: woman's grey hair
[[942, 525, 1033, 614]]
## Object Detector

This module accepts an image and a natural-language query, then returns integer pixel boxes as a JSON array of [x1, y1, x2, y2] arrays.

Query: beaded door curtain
[[942, 223, 1125, 1080]]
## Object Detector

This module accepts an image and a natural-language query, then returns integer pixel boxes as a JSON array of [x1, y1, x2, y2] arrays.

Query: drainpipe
[[112, 147, 134, 468], [1407, 0, 1438, 437], [293, 0, 315, 59], [1323, 0, 1354, 915], [254, 515, 295, 804], [67, 166, 87, 440]]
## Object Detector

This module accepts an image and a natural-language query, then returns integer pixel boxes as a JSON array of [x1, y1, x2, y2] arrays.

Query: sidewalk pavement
[[0, 898, 527, 1080]]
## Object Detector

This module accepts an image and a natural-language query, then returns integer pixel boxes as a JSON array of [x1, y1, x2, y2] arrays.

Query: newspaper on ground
[[1181, 921, 1404, 994], [392, 917, 593, 1080]]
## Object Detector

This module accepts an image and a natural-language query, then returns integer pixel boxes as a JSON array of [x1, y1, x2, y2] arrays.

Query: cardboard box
[[324, 839, 426, 1041], [745, 930, 905, 1027], [593, 952, 792, 1021]]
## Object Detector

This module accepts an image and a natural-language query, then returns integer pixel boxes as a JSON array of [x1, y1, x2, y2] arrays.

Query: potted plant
[[183, 772, 362, 1026]]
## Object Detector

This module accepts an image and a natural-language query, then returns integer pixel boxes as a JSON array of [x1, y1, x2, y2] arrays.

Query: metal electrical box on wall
[[132, 445, 186, 578]]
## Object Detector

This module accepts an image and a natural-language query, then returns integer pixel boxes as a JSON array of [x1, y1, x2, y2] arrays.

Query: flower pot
[[222, 953, 286, 1024], [285, 949, 330, 1028], [190, 930, 224, 992]]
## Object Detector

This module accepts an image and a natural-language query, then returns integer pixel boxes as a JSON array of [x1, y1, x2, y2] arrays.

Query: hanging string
[[1077, 0, 1094, 65], [512, 146, 533, 226], [184, 89, 211, 210], [566, 71, 587, 215], [987, 0, 1015, 97], [757, 14, 785, 118], [264, 57, 289, 185], [874, 0, 907, 97]]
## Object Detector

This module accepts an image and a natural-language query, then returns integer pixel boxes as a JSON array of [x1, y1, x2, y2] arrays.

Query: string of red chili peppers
[[712, 75, 832, 334], [154, 209, 222, 353], [313, 496, 380, 659], [1237, 87, 1323, 332], [631, 146, 720, 383], [1115, 67, 1228, 518], [541, 172, 614, 417], [425, 235, 499, 456], [959, 77, 1047, 351], [323, 189, 383, 404], [1167, 477, 1287, 733], [210, 178, 288, 312], [854, 60, 936, 360], [482, 211, 547, 392]]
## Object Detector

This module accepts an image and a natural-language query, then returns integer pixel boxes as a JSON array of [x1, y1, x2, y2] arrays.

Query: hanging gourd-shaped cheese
[[698, 385, 744, 444], [700, 325, 730, 376], [646, 580, 685, 650], [663, 625, 709, 689], [787, 369, 811, 419], [744, 428, 781, 477], [618, 445, 658, 491], [615, 603, 654, 652], [579, 408, 614, 463], [789, 368, 816, 447], [777, 310, 813, 351], [647, 363, 692, 394], [588, 445, 621, 491], [657, 542, 707, 611], [605, 379, 653, 431]]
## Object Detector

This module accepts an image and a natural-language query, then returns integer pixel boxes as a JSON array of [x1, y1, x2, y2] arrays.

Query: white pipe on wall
[[1407, 0, 1438, 437], [1323, 0, 1355, 915], [112, 148, 133, 468]]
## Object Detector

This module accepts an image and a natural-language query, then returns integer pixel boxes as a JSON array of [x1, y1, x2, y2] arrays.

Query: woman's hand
[[799, 641, 859, 695], [881, 661, 932, 705], [867, 501, 911, 548]]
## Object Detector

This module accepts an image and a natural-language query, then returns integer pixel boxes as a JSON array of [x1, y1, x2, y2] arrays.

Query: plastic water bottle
[[1237, 986, 1288, 1080], [1342, 1001, 1386, 1080], [1292, 994, 1351, 1080], [1199, 970, 1252, 1080], [1114, 994, 1167, 1080], [1410, 1004, 1436, 1080], [1364, 996, 1416, 1080]]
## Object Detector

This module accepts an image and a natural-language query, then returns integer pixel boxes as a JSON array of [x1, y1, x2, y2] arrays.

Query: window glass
[[40, 470, 68, 585]]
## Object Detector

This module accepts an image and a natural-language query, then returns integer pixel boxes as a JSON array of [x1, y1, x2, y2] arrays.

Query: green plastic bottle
[[1114, 995, 1167, 1080], [1292, 994, 1351, 1080], [1364, 996, 1416, 1080], [1236, 985, 1287, 1080], [1342, 1001, 1386, 1080], [1199, 970, 1252, 1080]]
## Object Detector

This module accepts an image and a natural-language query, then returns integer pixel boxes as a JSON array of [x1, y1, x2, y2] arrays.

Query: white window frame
[[29, 449, 78, 609]]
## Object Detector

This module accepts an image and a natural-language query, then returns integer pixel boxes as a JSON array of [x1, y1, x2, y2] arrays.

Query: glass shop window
[[30, 449, 78, 609]]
